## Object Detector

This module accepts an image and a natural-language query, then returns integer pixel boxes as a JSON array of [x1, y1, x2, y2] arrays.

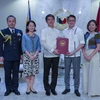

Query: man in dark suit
[[0, 15, 23, 96]]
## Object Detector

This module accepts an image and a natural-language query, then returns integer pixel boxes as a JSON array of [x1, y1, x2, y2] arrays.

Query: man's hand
[[53, 49, 60, 55], [0, 57, 4, 62], [20, 55, 23, 60], [66, 51, 75, 56]]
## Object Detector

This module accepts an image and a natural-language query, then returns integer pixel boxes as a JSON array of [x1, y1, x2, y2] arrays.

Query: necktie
[[12, 30, 15, 34]]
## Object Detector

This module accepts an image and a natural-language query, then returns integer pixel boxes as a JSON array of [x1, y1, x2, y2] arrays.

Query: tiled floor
[[0, 68, 100, 100]]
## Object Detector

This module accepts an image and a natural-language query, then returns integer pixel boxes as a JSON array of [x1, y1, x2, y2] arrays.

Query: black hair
[[67, 15, 76, 21], [26, 21, 36, 33], [7, 15, 16, 21], [87, 19, 98, 32], [45, 14, 55, 21]]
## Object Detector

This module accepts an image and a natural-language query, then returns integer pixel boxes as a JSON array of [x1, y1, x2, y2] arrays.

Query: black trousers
[[43, 57, 59, 91], [4, 60, 20, 91]]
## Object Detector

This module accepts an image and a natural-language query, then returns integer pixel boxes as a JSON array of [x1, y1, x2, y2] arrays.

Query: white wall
[[0, 0, 92, 34], [0, 0, 30, 32], [91, 0, 100, 19], [0, 0, 99, 33]]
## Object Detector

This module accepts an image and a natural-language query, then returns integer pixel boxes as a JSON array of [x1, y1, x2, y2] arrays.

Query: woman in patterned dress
[[22, 21, 41, 95], [82, 20, 100, 96]]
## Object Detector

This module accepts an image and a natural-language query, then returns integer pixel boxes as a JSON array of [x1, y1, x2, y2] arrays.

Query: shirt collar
[[9, 28, 15, 33], [68, 26, 77, 30], [48, 26, 55, 30], [88, 31, 97, 35]]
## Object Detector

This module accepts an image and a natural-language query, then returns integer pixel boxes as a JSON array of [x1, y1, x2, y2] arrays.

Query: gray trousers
[[64, 56, 80, 90]]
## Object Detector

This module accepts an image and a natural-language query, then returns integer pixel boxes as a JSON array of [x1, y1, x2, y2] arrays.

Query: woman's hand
[[82, 49, 92, 61], [98, 49, 100, 52], [29, 55, 34, 61], [84, 54, 92, 61], [29, 54, 37, 61], [85, 55, 92, 61]]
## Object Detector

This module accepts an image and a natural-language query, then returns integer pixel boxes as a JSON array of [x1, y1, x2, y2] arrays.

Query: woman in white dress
[[82, 20, 100, 96]]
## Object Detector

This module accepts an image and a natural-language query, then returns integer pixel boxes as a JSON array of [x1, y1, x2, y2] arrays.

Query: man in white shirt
[[62, 15, 85, 97], [41, 14, 61, 96]]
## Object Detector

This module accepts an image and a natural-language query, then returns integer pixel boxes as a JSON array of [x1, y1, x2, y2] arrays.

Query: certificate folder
[[56, 37, 69, 54]]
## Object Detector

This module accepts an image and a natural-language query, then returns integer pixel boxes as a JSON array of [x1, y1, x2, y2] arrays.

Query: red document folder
[[56, 37, 69, 54]]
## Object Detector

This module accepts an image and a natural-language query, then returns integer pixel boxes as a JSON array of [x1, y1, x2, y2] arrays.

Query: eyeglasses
[[68, 20, 75, 22]]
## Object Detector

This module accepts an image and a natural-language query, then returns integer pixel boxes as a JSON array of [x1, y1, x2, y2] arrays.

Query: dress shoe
[[74, 90, 81, 97], [0, 78, 1, 82], [62, 89, 70, 94], [45, 91, 50, 96], [26, 91, 30, 95], [31, 90, 37, 94], [51, 90, 57, 95], [13, 90, 20, 95], [4, 90, 12, 96]]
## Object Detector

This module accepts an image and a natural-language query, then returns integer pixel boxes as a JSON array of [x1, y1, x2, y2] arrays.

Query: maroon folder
[[56, 37, 69, 54]]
